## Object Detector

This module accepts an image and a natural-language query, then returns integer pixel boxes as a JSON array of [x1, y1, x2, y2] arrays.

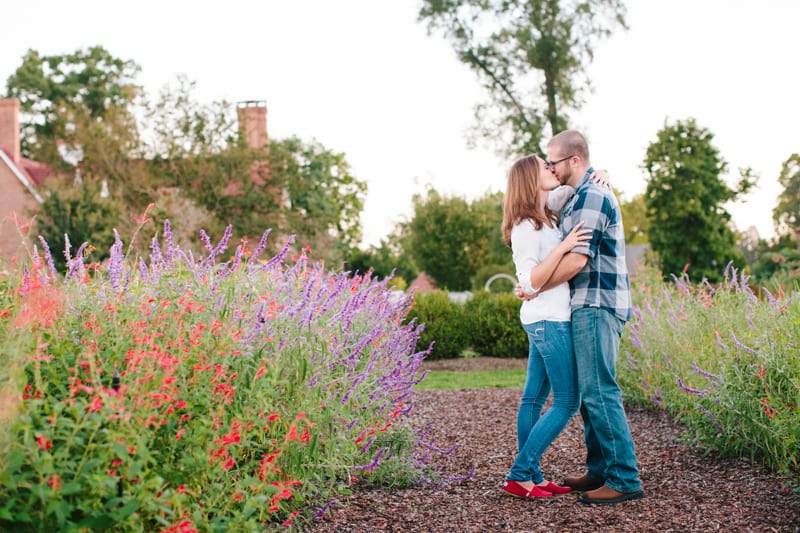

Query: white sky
[[2, 1, 798, 247]]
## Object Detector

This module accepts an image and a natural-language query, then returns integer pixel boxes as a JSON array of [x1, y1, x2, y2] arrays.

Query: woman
[[499, 154, 598, 498]]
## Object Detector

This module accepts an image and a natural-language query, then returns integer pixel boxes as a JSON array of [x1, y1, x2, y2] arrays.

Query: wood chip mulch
[[312, 358, 800, 532]]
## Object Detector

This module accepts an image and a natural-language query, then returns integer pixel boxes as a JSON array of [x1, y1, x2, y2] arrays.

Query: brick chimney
[[237, 100, 268, 149], [0, 99, 20, 165]]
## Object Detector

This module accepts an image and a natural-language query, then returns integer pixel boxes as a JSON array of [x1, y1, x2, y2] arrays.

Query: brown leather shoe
[[580, 485, 645, 505], [562, 474, 604, 492]]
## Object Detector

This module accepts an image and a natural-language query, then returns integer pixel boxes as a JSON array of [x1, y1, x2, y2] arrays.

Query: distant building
[[0, 98, 271, 262], [0, 98, 54, 259]]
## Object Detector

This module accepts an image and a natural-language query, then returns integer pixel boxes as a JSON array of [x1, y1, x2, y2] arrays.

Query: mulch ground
[[312, 358, 800, 532]]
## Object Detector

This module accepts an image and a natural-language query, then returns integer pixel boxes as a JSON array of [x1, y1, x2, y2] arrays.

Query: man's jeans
[[572, 307, 642, 493], [508, 321, 580, 483]]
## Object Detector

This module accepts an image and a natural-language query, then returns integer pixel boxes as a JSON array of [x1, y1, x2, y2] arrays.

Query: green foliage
[[33, 177, 126, 272], [643, 118, 754, 282], [407, 291, 470, 360], [418, 0, 627, 157], [619, 264, 800, 476], [618, 190, 649, 245], [344, 240, 417, 289], [269, 136, 367, 259], [401, 189, 511, 291], [5, 46, 141, 161], [750, 239, 800, 288], [464, 291, 528, 358], [774, 153, 800, 238]]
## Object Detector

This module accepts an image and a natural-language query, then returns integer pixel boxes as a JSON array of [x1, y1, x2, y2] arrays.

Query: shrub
[[619, 262, 800, 476], [464, 291, 527, 358], [406, 291, 469, 360], [0, 222, 441, 531]]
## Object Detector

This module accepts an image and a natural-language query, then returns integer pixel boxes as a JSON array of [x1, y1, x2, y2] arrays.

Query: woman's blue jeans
[[508, 320, 579, 483], [572, 307, 642, 493]]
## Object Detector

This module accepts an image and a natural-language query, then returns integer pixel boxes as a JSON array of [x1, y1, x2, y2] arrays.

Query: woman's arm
[[523, 222, 591, 295]]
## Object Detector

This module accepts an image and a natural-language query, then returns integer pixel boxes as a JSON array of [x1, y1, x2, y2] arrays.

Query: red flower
[[35, 434, 52, 451]]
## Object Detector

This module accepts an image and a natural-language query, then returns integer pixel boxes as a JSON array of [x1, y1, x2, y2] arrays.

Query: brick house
[[0, 98, 270, 262], [0, 98, 54, 260]]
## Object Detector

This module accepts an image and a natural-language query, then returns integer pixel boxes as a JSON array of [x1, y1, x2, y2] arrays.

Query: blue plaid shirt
[[560, 168, 632, 322]]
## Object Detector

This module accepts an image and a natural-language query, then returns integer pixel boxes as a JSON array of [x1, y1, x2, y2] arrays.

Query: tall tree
[[400, 188, 511, 290], [418, 0, 627, 157], [643, 119, 755, 282], [5, 46, 141, 161], [773, 153, 800, 245]]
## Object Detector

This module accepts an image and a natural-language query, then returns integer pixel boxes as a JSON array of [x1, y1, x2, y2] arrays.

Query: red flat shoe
[[502, 480, 531, 498], [527, 485, 553, 498], [538, 482, 572, 495]]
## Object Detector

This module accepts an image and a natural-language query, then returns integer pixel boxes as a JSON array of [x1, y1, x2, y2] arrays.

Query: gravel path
[[313, 358, 800, 532]]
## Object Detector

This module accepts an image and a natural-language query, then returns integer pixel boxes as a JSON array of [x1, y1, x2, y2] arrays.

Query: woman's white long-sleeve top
[[510, 185, 574, 325]]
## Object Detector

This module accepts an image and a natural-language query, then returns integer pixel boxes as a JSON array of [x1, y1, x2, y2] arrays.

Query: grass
[[416, 368, 526, 390]]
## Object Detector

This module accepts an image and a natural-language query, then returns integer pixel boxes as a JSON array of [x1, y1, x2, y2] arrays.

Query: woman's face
[[536, 156, 561, 191]]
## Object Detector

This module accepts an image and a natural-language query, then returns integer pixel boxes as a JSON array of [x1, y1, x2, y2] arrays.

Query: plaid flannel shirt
[[560, 168, 632, 322]]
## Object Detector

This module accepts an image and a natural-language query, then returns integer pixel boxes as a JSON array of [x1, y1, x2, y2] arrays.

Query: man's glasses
[[545, 155, 574, 168]]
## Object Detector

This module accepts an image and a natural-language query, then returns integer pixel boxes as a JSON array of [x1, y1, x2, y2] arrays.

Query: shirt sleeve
[[562, 186, 611, 258], [546, 185, 575, 211]]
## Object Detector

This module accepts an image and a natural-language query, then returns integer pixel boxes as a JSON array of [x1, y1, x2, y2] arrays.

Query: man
[[519, 130, 644, 504]]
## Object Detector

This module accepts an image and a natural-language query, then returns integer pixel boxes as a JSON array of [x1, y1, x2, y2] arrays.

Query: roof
[[0, 148, 53, 203], [18, 156, 53, 186]]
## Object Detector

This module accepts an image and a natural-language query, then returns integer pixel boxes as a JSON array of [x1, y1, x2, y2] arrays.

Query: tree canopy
[[643, 118, 754, 282], [400, 188, 511, 291], [418, 0, 627, 157], [773, 153, 800, 241], [5, 46, 141, 161]]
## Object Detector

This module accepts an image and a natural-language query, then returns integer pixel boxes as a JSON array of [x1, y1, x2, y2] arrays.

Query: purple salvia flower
[[63, 233, 72, 264], [626, 352, 639, 371], [724, 260, 733, 280], [138, 257, 149, 282], [692, 361, 721, 381], [162, 219, 175, 266], [663, 352, 672, 368], [358, 436, 377, 454], [730, 333, 756, 354], [670, 273, 689, 294], [645, 299, 657, 318], [264, 235, 296, 270], [150, 234, 163, 265], [418, 439, 458, 456], [353, 446, 389, 471], [199, 229, 213, 253], [38, 236, 58, 280], [248, 228, 272, 264], [108, 229, 124, 290], [20, 263, 31, 292], [313, 499, 339, 521], [207, 224, 233, 263], [697, 403, 722, 431], [65, 242, 88, 282], [676, 375, 707, 397], [715, 331, 728, 350]]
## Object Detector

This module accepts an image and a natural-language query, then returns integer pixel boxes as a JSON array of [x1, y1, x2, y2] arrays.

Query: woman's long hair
[[501, 154, 559, 246]]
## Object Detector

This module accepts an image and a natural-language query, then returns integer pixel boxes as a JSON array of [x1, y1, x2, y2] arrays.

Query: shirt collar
[[575, 166, 595, 189]]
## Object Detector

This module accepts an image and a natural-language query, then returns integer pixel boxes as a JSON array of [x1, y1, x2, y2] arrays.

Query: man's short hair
[[549, 130, 590, 162]]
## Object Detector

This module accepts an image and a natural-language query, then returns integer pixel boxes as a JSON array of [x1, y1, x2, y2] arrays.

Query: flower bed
[[0, 222, 437, 531]]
